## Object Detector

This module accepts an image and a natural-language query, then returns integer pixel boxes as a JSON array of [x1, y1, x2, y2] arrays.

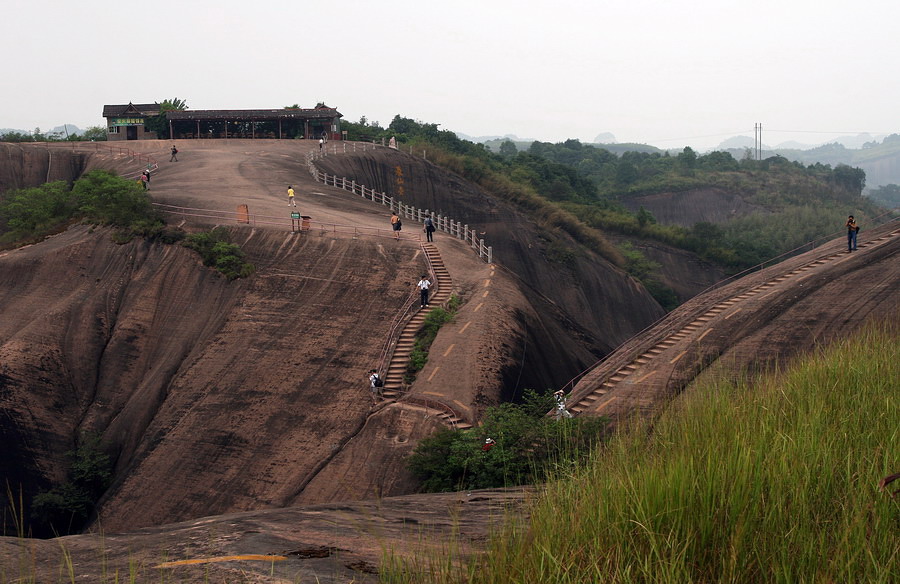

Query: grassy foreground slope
[[389, 316, 899, 583]]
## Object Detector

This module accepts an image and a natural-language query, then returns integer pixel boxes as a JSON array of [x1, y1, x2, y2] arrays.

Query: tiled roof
[[166, 107, 342, 121], [102, 103, 161, 117]]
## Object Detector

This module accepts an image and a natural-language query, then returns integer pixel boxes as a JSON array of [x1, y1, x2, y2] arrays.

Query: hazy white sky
[[3, 0, 899, 149]]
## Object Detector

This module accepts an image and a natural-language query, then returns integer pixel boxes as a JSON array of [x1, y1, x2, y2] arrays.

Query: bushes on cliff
[[72, 170, 155, 227], [404, 295, 461, 382], [407, 390, 607, 492], [182, 227, 255, 279], [30, 433, 111, 536], [0, 170, 163, 245], [0, 181, 76, 240]]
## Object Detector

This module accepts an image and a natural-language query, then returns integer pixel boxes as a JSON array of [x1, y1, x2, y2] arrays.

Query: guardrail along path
[[566, 225, 900, 419], [380, 243, 472, 430]]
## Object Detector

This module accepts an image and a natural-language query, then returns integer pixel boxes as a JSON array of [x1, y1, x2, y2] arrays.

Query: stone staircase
[[563, 224, 900, 418], [379, 243, 472, 430]]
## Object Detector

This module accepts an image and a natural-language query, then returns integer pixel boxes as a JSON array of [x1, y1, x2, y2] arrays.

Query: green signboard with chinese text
[[110, 117, 144, 126]]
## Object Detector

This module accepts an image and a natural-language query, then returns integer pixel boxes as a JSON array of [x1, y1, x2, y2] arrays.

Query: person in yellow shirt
[[287, 185, 296, 207]]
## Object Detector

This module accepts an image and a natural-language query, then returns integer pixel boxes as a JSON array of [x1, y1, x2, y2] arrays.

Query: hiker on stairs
[[416, 274, 432, 308], [368, 369, 384, 402]]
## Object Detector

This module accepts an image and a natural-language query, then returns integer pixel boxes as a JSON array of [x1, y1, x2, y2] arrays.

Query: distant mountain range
[[461, 131, 900, 189], [1, 125, 83, 137], [717, 132, 885, 152]]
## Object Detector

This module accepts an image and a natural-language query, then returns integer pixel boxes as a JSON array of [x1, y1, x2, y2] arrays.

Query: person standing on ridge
[[416, 274, 432, 308], [170, 145, 178, 162], [846, 215, 859, 251], [424, 214, 435, 242], [288, 185, 296, 207]]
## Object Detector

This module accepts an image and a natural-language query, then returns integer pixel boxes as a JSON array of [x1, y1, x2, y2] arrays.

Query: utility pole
[[754, 122, 763, 160]]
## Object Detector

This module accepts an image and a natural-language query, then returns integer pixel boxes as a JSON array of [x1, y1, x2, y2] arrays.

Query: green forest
[[342, 116, 891, 308]]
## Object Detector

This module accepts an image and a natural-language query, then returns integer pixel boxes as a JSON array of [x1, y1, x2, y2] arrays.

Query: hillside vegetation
[[0, 171, 253, 281], [343, 117, 889, 292], [0, 170, 163, 246], [387, 316, 900, 583]]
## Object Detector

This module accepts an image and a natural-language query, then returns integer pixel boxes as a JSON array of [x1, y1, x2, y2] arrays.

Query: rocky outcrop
[[0, 143, 88, 191], [0, 224, 430, 532]]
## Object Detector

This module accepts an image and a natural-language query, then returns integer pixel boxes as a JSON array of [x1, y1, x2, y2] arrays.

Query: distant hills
[[1, 124, 84, 137], [464, 131, 900, 189]]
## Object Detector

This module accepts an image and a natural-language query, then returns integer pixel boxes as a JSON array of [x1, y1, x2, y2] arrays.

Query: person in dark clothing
[[846, 215, 859, 251], [424, 214, 435, 242], [170, 145, 178, 162]]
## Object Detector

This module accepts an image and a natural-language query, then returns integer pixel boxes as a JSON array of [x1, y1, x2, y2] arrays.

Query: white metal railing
[[307, 145, 493, 263]]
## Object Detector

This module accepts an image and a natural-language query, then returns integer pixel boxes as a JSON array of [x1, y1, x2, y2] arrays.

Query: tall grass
[[385, 317, 899, 583]]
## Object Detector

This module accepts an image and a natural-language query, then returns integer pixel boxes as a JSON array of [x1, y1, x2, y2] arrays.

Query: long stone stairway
[[563, 224, 900, 419], [379, 243, 472, 430]]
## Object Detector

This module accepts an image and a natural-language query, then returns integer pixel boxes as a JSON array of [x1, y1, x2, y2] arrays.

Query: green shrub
[[0, 170, 165, 246], [72, 170, 155, 227], [30, 433, 111, 536], [182, 228, 254, 279], [618, 241, 679, 309], [407, 389, 607, 492], [0, 181, 76, 237], [404, 297, 459, 382]]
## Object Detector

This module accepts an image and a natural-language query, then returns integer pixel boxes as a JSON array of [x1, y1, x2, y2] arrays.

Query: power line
[[765, 128, 889, 135], [647, 130, 751, 144]]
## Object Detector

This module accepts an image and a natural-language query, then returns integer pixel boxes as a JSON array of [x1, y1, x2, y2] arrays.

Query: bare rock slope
[[0, 140, 664, 534], [0, 140, 897, 583]]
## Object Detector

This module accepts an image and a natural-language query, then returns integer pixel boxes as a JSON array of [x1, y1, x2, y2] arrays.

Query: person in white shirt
[[554, 390, 573, 419], [416, 275, 432, 308], [368, 369, 383, 401]]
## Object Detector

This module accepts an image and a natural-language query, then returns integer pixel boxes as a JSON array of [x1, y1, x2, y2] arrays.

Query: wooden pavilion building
[[102, 102, 342, 141], [165, 104, 342, 140]]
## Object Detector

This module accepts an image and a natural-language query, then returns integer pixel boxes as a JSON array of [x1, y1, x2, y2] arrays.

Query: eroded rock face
[[0, 140, 699, 536], [0, 143, 88, 192], [314, 149, 668, 387], [0, 225, 429, 532]]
